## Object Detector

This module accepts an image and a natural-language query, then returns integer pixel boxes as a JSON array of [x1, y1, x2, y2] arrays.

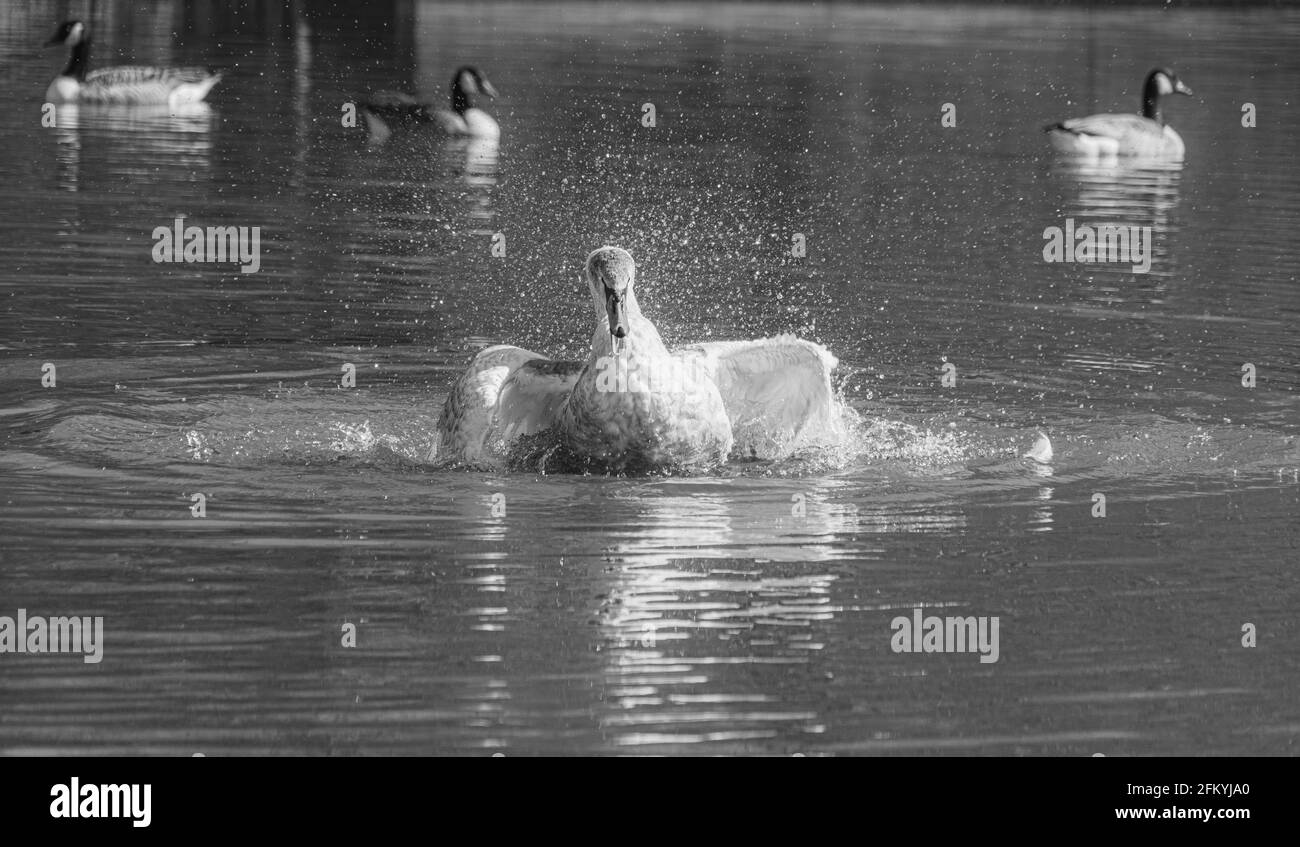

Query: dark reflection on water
[[48, 104, 216, 193], [0, 2, 1298, 755]]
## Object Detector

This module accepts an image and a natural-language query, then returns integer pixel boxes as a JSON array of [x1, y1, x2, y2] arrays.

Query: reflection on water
[[1028, 484, 1054, 532], [598, 561, 833, 747], [50, 103, 215, 192], [589, 486, 835, 746], [1053, 158, 1183, 281], [1047, 158, 1188, 375], [460, 136, 500, 234], [1, 1, 1298, 755], [1055, 159, 1182, 237]]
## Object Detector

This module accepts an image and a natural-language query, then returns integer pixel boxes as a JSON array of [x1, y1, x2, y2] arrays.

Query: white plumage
[[433, 247, 840, 473], [676, 336, 838, 458]]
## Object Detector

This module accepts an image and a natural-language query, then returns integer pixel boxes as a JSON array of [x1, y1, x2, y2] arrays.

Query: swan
[[44, 20, 222, 107], [361, 66, 499, 143], [433, 247, 839, 473], [1045, 68, 1193, 159]]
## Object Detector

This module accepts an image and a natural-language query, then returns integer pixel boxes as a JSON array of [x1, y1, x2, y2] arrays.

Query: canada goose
[[1045, 68, 1193, 159], [44, 20, 222, 107], [360, 66, 499, 142]]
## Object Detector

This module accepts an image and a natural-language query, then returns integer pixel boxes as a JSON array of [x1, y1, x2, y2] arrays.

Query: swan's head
[[45, 20, 86, 47], [585, 246, 635, 340], [451, 66, 498, 112], [1147, 68, 1192, 98]]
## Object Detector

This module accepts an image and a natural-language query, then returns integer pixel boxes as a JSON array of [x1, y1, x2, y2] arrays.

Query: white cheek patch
[[1156, 75, 1174, 95]]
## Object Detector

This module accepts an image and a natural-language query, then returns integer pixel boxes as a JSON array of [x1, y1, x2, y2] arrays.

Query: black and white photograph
[[0, 0, 1295, 786]]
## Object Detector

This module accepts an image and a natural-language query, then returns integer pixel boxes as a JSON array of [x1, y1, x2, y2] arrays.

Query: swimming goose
[[433, 247, 839, 473], [1045, 68, 1193, 159], [44, 20, 222, 107], [361, 66, 499, 142]]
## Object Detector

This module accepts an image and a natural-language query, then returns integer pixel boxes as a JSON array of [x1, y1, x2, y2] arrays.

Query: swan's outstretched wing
[[432, 345, 581, 466], [677, 335, 839, 457], [494, 358, 584, 441]]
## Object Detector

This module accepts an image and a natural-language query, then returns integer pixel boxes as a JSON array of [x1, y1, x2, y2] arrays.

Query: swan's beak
[[44, 34, 63, 47], [1174, 79, 1193, 96], [479, 79, 498, 100], [605, 288, 628, 340]]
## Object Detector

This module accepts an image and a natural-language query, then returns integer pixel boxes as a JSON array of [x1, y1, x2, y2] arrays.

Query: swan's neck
[[62, 38, 90, 80], [588, 291, 668, 360]]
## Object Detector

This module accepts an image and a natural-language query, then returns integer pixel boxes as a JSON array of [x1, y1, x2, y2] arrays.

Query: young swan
[[557, 246, 733, 472], [432, 247, 839, 473]]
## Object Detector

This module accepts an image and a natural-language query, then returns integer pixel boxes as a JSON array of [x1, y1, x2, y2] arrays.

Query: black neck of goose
[[451, 84, 470, 115], [62, 38, 90, 80], [1142, 78, 1162, 123]]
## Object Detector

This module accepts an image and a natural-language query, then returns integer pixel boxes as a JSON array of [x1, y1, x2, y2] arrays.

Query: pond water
[[0, 1, 1296, 755]]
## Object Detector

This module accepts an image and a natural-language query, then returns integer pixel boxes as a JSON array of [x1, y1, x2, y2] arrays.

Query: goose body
[[433, 247, 838, 473], [1046, 68, 1192, 160], [361, 66, 499, 143], [44, 21, 221, 107]]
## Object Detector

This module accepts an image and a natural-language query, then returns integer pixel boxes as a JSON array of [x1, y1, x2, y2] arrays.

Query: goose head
[[45, 20, 86, 47], [1142, 68, 1192, 121], [585, 246, 637, 341], [1147, 68, 1193, 98], [450, 66, 498, 114]]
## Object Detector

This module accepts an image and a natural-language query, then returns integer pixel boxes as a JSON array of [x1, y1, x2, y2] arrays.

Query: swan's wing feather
[[678, 335, 838, 453], [494, 359, 583, 443], [433, 346, 541, 464], [432, 346, 578, 466]]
